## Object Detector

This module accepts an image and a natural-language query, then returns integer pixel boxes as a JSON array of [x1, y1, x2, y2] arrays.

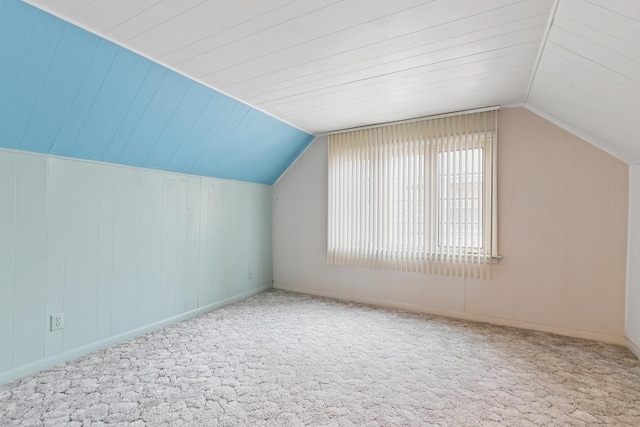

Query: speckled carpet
[[1, 289, 639, 426]]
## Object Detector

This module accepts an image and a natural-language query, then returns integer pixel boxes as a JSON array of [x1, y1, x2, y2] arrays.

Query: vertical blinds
[[327, 108, 498, 278]]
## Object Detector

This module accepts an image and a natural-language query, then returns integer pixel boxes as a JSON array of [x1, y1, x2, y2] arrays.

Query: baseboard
[[627, 338, 640, 360], [274, 284, 626, 346], [0, 285, 272, 385]]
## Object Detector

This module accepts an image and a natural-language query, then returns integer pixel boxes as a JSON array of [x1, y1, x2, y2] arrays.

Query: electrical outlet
[[50, 313, 63, 331], [248, 269, 253, 279]]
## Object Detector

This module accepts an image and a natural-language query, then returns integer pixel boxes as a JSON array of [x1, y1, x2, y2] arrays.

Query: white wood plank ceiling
[[23, 0, 640, 163], [526, 0, 640, 163]]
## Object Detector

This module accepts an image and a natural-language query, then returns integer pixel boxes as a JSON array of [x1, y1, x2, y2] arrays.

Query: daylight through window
[[327, 108, 499, 278]]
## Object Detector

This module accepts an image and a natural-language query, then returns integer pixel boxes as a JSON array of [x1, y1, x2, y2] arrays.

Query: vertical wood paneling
[[211, 181, 227, 301], [225, 182, 250, 296], [566, 135, 587, 332], [13, 154, 47, 366], [174, 177, 188, 314], [0, 151, 16, 372], [199, 181, 224, 305], [536, 124, 568, 328], [111, 168, 140, 335], [160, 177, 178, 318], [184, 177, 201, 311], [272, 149, 308, 289], [581, 147, 618, 333], [614, 163, 629, 334], [96, 165, 115, 340], [197, 180, 210, 307], [44, 158, 66, 357], [0, 147, 274, 379], [245, 185, 265, 292], [137, 172, 163, 326], [508, 113, 540, 324], [64, 161, 99, 350], [627, 166, 640, 349], [273, 107, 628, 341], [259, 187, 273, 287], [490, 111, 515, 320]]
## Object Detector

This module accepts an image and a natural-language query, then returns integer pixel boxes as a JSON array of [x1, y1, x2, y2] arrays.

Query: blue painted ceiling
[[0, 0, 314, 184]]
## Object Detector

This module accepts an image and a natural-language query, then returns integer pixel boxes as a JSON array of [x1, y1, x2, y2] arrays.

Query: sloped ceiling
[[24, 0, 555, 135], [0, 0, 314, 184], [526, 0, 640, 163], [16, 0, 640, 165]]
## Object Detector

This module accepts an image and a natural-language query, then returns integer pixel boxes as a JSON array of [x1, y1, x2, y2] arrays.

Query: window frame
[[327, 110, 500, 276], [433, 131, 495, 259]]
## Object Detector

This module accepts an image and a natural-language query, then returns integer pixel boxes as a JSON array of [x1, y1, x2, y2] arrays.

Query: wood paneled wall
[[0, 149, 273, 380], [273, 107, 628, 343]]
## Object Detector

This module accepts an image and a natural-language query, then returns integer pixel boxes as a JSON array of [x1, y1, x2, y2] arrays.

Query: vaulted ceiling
[[0, 0, 314, 184], [18, 0, 640, 164], [527, 0, 640, 163]]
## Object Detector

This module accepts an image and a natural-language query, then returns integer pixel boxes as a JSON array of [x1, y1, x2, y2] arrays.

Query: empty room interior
[[1, 0, 640, 425]]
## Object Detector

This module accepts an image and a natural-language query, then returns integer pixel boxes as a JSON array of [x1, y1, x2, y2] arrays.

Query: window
[[327, 109, 499, 277]]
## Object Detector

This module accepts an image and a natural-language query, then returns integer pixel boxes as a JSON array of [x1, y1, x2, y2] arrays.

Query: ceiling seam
[[524, 0, 560, 103], [104, 0, 163, 35], [19, 0, 314, 136], [271, 66, 533, 117], [221, 2, 543, 86], [117, 1, 205, 41], [225, 15, 548, 93], [255, 43, 540, 107], [177, 0, 345, 69], [236, 23, 546, 100], [156, 0, 300, 61], [582, 0, 640, 24], [196, 0, 439, 79], [272, 135, 317, 186]]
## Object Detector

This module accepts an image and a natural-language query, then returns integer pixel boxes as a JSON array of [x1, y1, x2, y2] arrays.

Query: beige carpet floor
[[1, 289, 639, 426]]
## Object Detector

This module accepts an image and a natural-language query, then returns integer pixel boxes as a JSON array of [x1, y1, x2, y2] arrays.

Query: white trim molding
[[628, 338, 640, 360], [274, 284, 627, 346], [524, 103, 631, 164], [0, 285, 272, 385]]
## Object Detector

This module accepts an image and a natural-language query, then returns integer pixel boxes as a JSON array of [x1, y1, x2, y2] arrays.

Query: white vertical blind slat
[[428, 119, 436, 275], [471, 113, 478, 275], [327, 108, 498, 277], [462, 114, 469, 276]]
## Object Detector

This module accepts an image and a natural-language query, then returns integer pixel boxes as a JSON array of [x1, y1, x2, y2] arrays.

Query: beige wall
[[273, 107, 628, 343]]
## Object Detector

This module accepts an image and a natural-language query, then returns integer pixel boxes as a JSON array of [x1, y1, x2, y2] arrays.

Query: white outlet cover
[[50, 313, 64, 331]]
